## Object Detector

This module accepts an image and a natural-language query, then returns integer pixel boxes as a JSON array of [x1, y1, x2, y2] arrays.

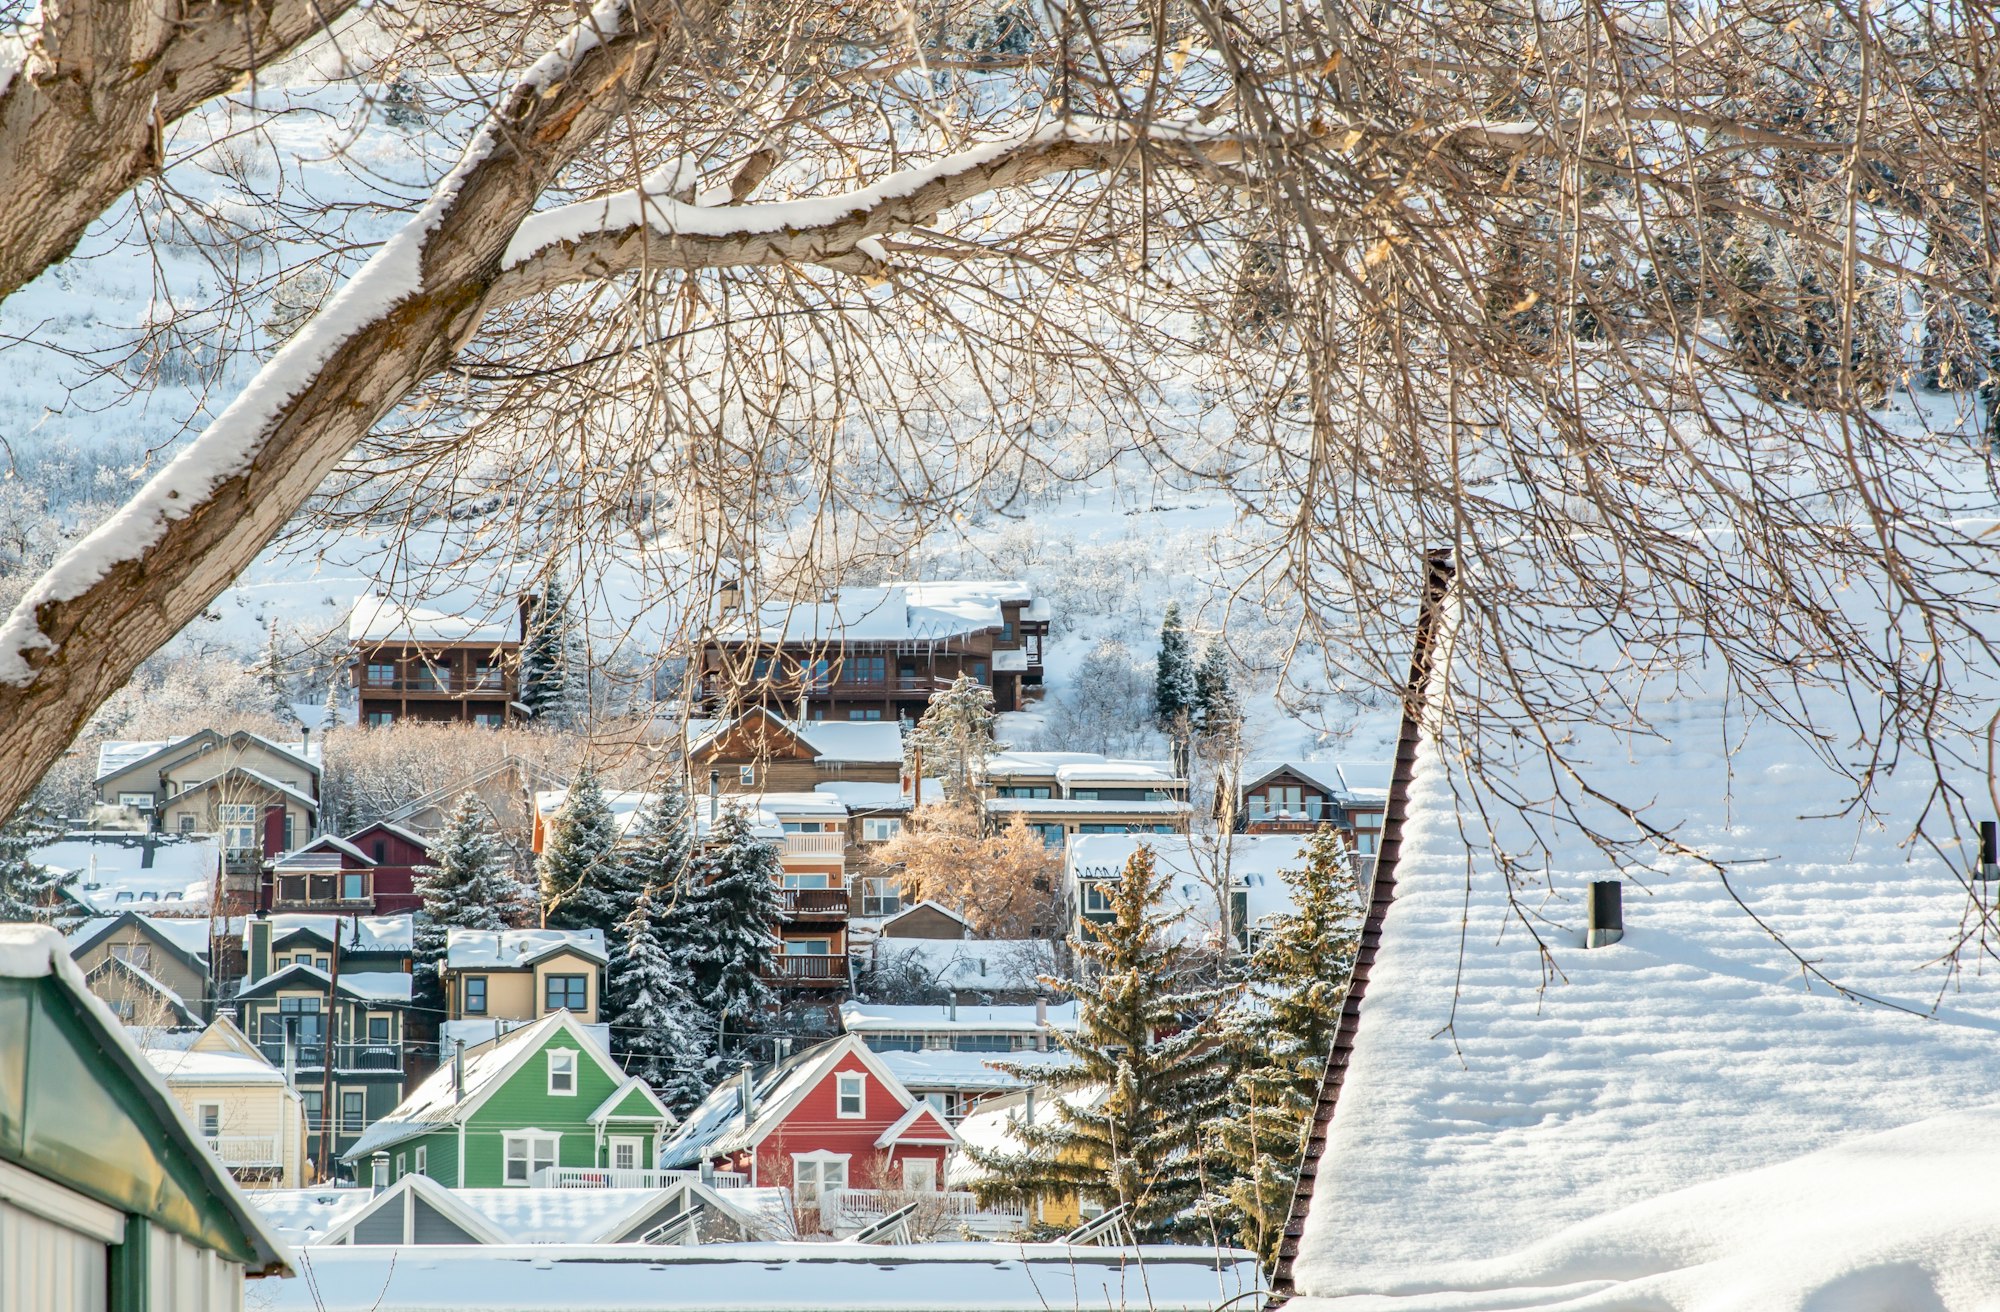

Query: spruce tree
[[1154, 602, 1197, 733], [259, 619, 292, 717], [520, 574, 586, 727], [1206, 826, 1364, 1262], [968, 845, 1232, 1241], [411, 797, 529, 1011], [680, 805, 784, 1054], [0, 809, 68, 922], [1193, 636, 1240, 739], [905, 674, 998, 803], [538, 769, 628, 932], [609, 786, 713, 1109]]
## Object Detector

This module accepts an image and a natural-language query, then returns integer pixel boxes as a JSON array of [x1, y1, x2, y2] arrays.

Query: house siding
[[457, 1031, 626, 1186], [749, 1053, 950, 1194]]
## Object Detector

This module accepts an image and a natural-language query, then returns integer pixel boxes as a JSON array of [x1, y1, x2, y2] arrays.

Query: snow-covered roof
[[252, 1241, 1260, 1312], [875, 1047, 1075, 1094], [1287, 607, 2000, 1309], [93, 730, 323, 783], [840, 1001, 1079, 1034], [742, 790, 850, 818], [441, 1017, 613, 1053], [985, 750, 1120, 778], [867, 937, 1058, 993], [143, 1046, 288, 1086], [983, 796, 1191, 816], [35, 831, 220, 912], [796, 719, 905, 763], [67, 912, 213, 964], [170, 766, 319, 814], [348, 594, 519, 645], [711, 581, 1033, 645], [272, 913, 414, 954], [1067, 833, 1317, 933], [238, 961, 412, 1004], [992, 648, 1028, 672], [813, 781, 914, 811], [661, 1035, 915, 1167], [273, 834, 372, 868], [1053, 760, 1180, 786], [948, 1087, 1108, 1189], [1238, 759, 1356, 800], [445, 926, 605, 970], [251, 1188, 377, 1248]]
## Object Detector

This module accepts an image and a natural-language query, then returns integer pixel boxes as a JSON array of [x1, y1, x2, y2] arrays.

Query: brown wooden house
[[349, 596, 523, 727], [1235, 761, 1388, 856]]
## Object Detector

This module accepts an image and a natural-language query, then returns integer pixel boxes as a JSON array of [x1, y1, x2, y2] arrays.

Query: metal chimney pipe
[[1980, 821, 1999, 882], [1035, 997, 1048, 1051], [1024, 1087, 1035, 1126], [948, 991, 958, 1023], [739, 1062, 756, 1129], [1586, 880, 1624, 948], [371, 1152, 390, 1194]]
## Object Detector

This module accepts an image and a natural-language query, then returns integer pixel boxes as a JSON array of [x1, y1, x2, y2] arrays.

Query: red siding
[[747, 1053, 950, 1192], [347, 823, 432, 913]]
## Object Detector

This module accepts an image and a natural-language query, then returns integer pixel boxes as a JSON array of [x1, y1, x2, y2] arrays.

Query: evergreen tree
[[1193, 636, 1241, 739], [1206, 826, 1364, 1263], [411, 797, 529, 1011], [680, 805, 784, 1054], [520, 574, 587, 727], [609, 786, 713, 1109], [538, 768, 629, 932], [1154, 602, 1197, 733], [0, 809, 67, 922], [904, 674, 998, 804], [968, 845, 1232, 1241], [258, 619, 291, 717]]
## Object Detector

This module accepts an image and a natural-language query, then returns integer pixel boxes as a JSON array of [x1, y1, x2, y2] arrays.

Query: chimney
[[1586, 880, 1624, 948], [453, 1040, 466, 1104], [738, 1062, 757, 1129], [371, 1152, 390, 1194], [1024, 1087, 1036, 1126], [948, 991, 958, 1023], [249, 916, 272, 980], [1980, 821, 1999, 882]]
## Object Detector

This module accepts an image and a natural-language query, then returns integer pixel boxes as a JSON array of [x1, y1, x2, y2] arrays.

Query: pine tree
[[680, 805, 784, 1054], [1207, 826, 1364, 1262], [905, 674, 998, 803], [538, 769, 628, 932], [968, 845, 1232, 1241], [609, 786, 713, 1109], [258, 619, 291, 717], [0, 808, 68, 922], [411, 797, 530, 1010], [520, 574, 586, 728], [1154, 602, 1197, 733], [1193, 636, 1241, 739]]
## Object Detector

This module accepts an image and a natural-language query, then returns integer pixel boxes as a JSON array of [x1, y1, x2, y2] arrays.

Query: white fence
[[534, 1167, 749, 1190], [821, 1187, 1027, 1239], [204, 1135, 282, 1168]]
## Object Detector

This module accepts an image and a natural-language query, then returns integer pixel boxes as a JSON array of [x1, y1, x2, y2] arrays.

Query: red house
[[343, 821, 433, 915], [261, 821, 434, 915], [660, 1034, 957, 1225]]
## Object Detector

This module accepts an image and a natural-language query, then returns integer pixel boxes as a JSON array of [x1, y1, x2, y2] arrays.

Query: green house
[[342, 1011, 674, 1188], [0, 923, 290, 1308]]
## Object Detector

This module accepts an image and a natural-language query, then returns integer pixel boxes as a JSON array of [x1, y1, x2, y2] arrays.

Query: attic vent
[[1586, 880, 1623, 948]]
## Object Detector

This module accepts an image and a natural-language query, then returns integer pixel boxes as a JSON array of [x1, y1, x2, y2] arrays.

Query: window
[[996, 785, 1052, 799], [782, 820, 826, 832], [396, 1152, 406, 1180], [792, 1153, 848, 1207], [473, 711, 505, 728], [365, 662, 397, 686], [470, 660, 503, 690], [610, 1136, 644, 1171], [860, 817, 902, 843], [835, 1072, 865, 1118], [781, 872, 831, 889], [970, 662, 988, 683], [342, 1090, 365, 1132], [503, 1132, 559, 1185], [802, 658, 832, 692], [464, 976, 488, 1014], [341, 871, 365, 901], [117, 791, 154, 810], [903, 1158, 938, 1192], [544, 974, 587, 1013], [849, 655, 885, 685], [365, 711, 396, 727], [1029, 822, 1064, 850], [219, 803, 258, 852], [784, 938, 832, 956], [197, 1103, 221, 1139], [178, 814, 197, 833], [302, 1090, 323, 1130], [110, 943, 153, 970], [1000, 620, 1015, 642], [548, 1049, 578, 1095], [371, 840, 388, 863], [739, 765, 756, 786], [952, 1033, 1013, 1053], [315, 956, 330, 972], [848, 708, 883, 720], [367, 1016, 391, 1047], [1083, 881, 1114, 914], [861, 877, 901, 917], [416, 1145, 428, 1175]]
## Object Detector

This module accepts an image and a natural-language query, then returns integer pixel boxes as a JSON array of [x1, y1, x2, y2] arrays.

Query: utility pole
[[319, 931, 339, 1182]]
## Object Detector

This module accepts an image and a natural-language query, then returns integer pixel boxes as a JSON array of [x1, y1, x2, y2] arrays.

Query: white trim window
[[415, 1145, 428, 1176], [835, 1072, 866, 1119], [503, 1131, 560, 1186], [609, 1135, 645, 1171], [547, 1048, 578, 1095], [196, 1102, 221, 1139], [792, 1151, 848, 1208], [861, 817, 902, 844]]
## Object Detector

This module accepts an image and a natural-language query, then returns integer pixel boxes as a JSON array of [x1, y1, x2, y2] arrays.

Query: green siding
[[599, 1084, 660, 1120], [459, 1030, 636, 1187]]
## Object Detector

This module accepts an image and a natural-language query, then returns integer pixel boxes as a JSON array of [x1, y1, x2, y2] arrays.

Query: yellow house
[[143, 1015, 307, 1190], [439, 927, 608, 1052], [948, 1084, 1108, 1231]]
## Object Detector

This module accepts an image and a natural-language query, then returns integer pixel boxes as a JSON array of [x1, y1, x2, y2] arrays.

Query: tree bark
[[0, 0, 362, 302]]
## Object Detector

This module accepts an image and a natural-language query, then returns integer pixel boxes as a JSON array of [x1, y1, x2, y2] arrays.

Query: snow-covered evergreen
[[608, 786, 713, 1109], [969, 844, 1232, 1241], [0, 810, 68, 922], [1154, 602, 1197, 732], [411, 796, 528, 1010], [904, 673, 997, 803], [1193, 635, 1240, 739], [538, 768, 628, 932], [1207, 825, 1363, 1261], [519, 573, 586, 727], [680, 805, 784, 1053]]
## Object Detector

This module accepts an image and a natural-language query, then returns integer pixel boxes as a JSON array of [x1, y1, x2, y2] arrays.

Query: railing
[[204, 1135, 283, 1168], [776, 887, 849, 917], [821, 1188, 1026, 1238], [763, 953, 848, 984], [532, 1166, 749, 1189], [781, 833, 847, 858], [256, 1041, 404, 1073], [360, 674, 508, 693]]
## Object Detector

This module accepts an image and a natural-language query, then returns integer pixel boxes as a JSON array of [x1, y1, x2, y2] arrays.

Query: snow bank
[[1289, 1106, 2000, 1312]]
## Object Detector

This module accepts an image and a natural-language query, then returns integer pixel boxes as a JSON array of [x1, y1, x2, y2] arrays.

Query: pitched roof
[[445, 926, 605, 969], [709, 582, 1026, 645], [85, 955, 204, 1028], [343, 1012, 651, 1161], [659, 1035, 920, 1166], [874, 1101, 958, 1148], [271, 913, 414, 954], [234, 961, 412, 1005], [93, 728, 322, 786], [66, 910, 213, 975], [874, 1047, 1074, 1094], [36, 831, 220, 912], [169, 766, 319, 814], [348, 594, 520, 645], [589, 1078, 675, 1125], [1280, 553, 2000, 1305], [878, 899, 973, 936]]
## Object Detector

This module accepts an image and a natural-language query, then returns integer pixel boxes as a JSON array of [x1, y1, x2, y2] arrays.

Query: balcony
[[359, 673, 509, 694], [776, 887, 850, 918], [820, 1188, 1026, 1239], [781, 833, 846, 858], [256, 1041, 404, 1073], [763, 953, 848, 987], [204, 1135, 284, 1169]]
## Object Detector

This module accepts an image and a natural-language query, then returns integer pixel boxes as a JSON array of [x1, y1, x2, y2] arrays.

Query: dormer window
[[548, 1049, 577, 1095]]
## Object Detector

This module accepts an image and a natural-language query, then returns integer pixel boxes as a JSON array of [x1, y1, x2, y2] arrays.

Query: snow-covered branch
[[490, 119, 1250, 297], [0, 0, 361, 301]]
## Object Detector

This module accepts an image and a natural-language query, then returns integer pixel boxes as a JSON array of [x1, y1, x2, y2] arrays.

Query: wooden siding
[[456, 1031, 630, 1187], [747, 1052, 949, 1195]]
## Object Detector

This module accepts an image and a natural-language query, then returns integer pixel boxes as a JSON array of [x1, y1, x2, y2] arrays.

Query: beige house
[[441, 927, 607, 1033], [67, 911, 215, 1020], [94, 728, 322, 818], [144, 1016, 307, 1190]]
